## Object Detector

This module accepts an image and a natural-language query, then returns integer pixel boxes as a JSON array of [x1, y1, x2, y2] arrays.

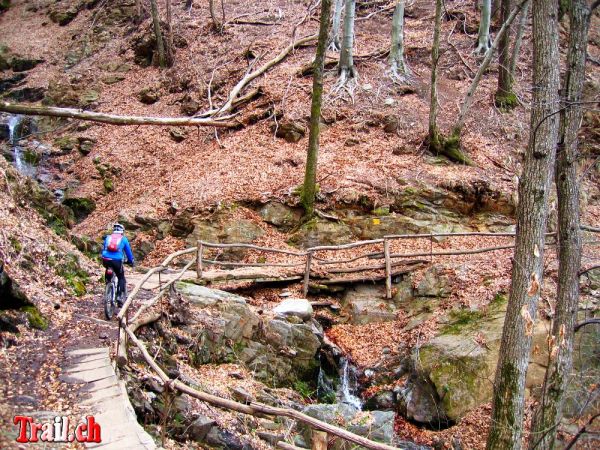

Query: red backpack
[[107, 233, 123, 252]]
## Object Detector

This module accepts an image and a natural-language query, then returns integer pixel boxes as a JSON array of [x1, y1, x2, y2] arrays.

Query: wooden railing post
[[384, 238, 392, 299], [312, 430, 327, 450], [303, 251, 313, 297], [196, 241, 203, 279]]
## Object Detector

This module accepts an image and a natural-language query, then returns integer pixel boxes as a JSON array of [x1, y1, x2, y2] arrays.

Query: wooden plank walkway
[[61, 347, 156, 449]]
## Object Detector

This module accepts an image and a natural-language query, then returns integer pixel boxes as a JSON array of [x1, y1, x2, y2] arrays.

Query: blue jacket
[[101, 234, 135, 263]]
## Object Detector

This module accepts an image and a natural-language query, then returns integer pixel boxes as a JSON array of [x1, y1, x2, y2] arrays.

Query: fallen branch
[[0, 102, 239, 128], [214, 34, 317, 116], [580, 264, 600, 276]]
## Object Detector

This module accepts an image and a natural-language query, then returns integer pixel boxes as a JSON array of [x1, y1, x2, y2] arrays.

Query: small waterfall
[[338, 357, 362, 409], [6, 115, 36, 177]]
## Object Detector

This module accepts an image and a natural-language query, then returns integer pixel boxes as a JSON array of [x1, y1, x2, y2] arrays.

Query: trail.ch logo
[[13, 415, 102, 443]]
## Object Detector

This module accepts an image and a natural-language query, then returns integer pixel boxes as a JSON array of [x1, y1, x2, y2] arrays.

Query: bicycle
[[104, 267, 119, 320]]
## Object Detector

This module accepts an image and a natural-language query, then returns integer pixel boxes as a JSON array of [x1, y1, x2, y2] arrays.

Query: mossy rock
[[103, 178, 114, 193], [10, 56, 44, 72], [49, 6, 80, 26], [21, 305, 48, 331], [79, 89, 100, 106], [54, 136, 77, 153], [62, 197, 96, 222]]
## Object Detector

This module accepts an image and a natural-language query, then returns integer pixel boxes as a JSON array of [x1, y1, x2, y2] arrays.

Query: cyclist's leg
[[114, 260, 126, 302]]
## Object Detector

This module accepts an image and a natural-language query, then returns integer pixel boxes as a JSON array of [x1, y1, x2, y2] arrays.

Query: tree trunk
[[149, 0, 167, 68], [475, 0, 492, 54], [453, 0, 527, 136], [0, 102, 238, 128], [509, 0, 530, 79], [528, 1, 590, 447], [209, 0, 223, 31], [185, 0, 193, 10], [495, 0, 517, 109], [338, 0, 357, 80], [486, 0, 561, 449], [165, 0, 174, 66], [135, 0, 143, 22], [301, 0, 331, 218], [329, 0, 344, 51], [389, 0, 410, 82], [428, 0, 443, 149]]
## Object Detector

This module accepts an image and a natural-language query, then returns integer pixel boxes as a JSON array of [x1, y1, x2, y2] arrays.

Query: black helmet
[[113, 223, 125, 234]]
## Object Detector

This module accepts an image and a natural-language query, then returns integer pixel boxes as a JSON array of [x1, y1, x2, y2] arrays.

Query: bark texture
[[475, 0, 492, 54], [496, 0, 517, 108], [528, 1, 589, 447], [389, 0, 409, 82], [149, 0, 166, 67], [509, 0, 530, 78], [329, 0, 344, 51], [301, 0, 331, 217], [338, 0, 356, 79], [428, 0, 443, 148], [486, 0, 561, 448]]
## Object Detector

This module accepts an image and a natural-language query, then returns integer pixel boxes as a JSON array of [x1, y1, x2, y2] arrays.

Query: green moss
[[429, 131, 474, 166], [9, 236, 22, 253], [372, 206, 390, 216], [21, 305, 48, 331], [293, 380, 315, 400], [53, 136, 76, 152], [56, 253, 89, 297], [103, 178, 114, 193], [494, 91, 518, 111], [62, 197, 96, 222], [23, 149, 40, 166], [441, 309, 484, 335]]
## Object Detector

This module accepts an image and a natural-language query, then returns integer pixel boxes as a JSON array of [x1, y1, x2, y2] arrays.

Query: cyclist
[[101, 223, 134, 306]]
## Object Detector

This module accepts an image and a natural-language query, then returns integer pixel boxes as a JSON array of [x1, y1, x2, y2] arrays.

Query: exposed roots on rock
[[473, 40, 491, 56], [428, 131, 474, 166]]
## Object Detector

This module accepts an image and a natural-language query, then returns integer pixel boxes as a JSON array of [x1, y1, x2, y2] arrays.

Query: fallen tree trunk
[[0, 102, 239, 128]]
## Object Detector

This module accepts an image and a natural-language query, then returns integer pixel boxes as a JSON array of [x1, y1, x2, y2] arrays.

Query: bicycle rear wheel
[[104, 281, 116, 320]]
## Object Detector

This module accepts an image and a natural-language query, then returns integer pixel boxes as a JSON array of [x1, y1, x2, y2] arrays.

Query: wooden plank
[[303, 251, 313, 297], [384, 239, 392, 299]]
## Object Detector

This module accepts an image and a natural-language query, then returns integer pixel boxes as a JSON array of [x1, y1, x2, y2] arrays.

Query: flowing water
[[317, 353, 363, 409], [6, 114, 37, 177]]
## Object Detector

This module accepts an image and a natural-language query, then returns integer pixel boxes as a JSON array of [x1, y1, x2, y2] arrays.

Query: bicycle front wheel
[[104, 282, 116, 320]]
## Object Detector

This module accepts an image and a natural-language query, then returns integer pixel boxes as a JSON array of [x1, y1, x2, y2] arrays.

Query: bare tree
[[475, 0, 492, 54], [209, 0, 225, 31], [428, 0, 443, 153], [495, 0, 517, 109], [486, 0, 561, 448], [328, 0, 344, 51], [388, 0, 410, 83], [302, 0, 332, 218], [334, 0, 357, 91], [528, 1, 593, 446], [150, 0, 167, 68], [165, 0, 174, 66], [509, 0, 530, 80]]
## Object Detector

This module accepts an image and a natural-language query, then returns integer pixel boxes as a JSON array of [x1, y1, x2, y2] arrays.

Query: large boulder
[[173, 282, 322, 387], [342, 285, 397, 325], [302, 404, 397, 448], [288, 219, 353, 248], [259, 202, 301, 230], [273, 298, 313, 322], [412, 296, 551, 422]]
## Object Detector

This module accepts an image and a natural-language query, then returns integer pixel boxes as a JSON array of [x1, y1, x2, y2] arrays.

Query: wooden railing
[[114, 226, 599, 450]]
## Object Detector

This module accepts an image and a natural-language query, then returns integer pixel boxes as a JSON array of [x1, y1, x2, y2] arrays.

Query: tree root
[[428, 131, 474, 166]]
